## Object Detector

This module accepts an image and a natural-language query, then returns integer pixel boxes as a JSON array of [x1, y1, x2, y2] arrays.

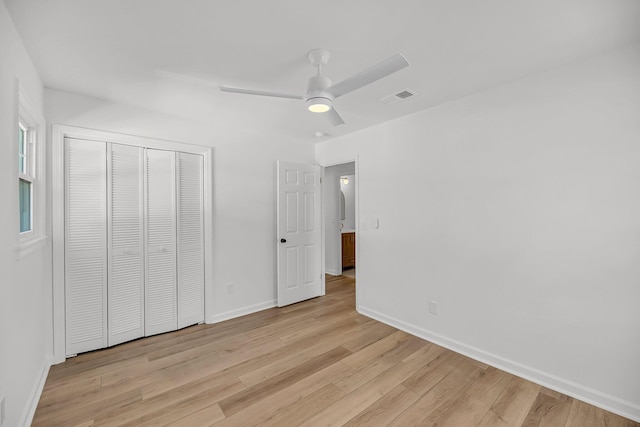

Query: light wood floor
[[33, 275, 638, 426]]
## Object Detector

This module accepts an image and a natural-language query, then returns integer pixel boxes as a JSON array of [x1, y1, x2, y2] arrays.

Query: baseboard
[[207, 300, 277, 324], [358, 305, 640, 423], [325, 268, 341, 276], [20, 359, 50, 427]]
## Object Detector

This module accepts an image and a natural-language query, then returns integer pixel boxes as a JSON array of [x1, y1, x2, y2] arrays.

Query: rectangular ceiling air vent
[[380, 88, 418, 105], [395, 90, 414, 99]]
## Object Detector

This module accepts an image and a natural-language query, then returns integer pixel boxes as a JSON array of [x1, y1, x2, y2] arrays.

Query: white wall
[[45, 89, 316, 326], [340, 175, 356, 231], [0, 2, 51, 426], [324, 163, 355, 275], [316, 44, 640, 421]]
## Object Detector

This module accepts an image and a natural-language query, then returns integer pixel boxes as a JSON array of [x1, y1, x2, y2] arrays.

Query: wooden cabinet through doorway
[[342, 232, 355, 268]]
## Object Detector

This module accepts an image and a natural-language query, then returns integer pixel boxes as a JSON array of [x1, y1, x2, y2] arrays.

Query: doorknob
[[280, 238, 287, 243]]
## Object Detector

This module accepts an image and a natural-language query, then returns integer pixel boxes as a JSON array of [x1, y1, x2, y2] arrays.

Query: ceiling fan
[[220, 48, 409, 126]]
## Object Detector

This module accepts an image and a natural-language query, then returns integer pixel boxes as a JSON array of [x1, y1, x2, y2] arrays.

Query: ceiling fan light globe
[[307, 97, 332, 113]]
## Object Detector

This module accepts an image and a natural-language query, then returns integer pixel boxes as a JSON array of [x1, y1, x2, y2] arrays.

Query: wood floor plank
[[521, 389, 572, 427], [140, 334, 284, 399], [464, 366, 513, 406], [32, 278, 640, 427], [118, 387, 228, 427], [211, 360, 354, 427], [145, 326, 252, 362], [421, 392, 493, 427], [400, 345, 457, 395], [342, 384, 420, 427], [340, 319, 396, 352], [565, 399, 638, 427], [300, 361, 421, 427], [334, 333, 429, 394], [93, 377, 243, 426], [238, 316, 380, 388], [277, 309, 360, 344], [218, 346, 352, 416], [477, 376, 542, 427], [165, 403, 225, 427], [32, 389, 141, 427], [341, 330, 413, 368], [388, 361, 483, 426], [36, 376, 102, 408], [259, 383, 346, 427], [43, 354, 148, 392]]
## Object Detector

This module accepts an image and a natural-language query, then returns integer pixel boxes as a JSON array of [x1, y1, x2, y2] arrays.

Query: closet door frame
[[52, 125, 213, 363]]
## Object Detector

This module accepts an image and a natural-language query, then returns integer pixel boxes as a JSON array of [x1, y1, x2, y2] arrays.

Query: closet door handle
[[280, 238, 287, 243]]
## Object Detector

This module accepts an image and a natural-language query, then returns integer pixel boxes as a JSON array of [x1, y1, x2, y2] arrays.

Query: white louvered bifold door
[[177, 152, 205, 328], [65, 138, 108, 355], [145, 149, 178, 336], [107, 143, 145, 346]]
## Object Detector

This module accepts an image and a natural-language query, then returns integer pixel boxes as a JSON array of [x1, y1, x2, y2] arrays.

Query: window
[[16, 84, 46, 258], [19, 122, 33, 234]]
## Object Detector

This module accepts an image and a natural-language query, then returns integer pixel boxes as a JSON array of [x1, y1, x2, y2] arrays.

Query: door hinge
[[320, 177, 322, 184]]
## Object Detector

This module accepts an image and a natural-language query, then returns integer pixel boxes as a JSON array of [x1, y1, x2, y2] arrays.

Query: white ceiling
[[5, 0, 640, 142]]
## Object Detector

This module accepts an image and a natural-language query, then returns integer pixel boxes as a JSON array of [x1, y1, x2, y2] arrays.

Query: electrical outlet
[[226, 282, 234, 295], [1, 395, 6, 426], [429, 300, 439, 315]]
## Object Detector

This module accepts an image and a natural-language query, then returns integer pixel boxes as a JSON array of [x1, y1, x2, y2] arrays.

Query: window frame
[[16, 84, 47, 258], [19, 121, 35, 235]]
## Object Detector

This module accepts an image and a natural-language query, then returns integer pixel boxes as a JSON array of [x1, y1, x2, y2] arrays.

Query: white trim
[[354, 155, 359, 310], [320, 166, 326, 296], [207, 300, 277, 324], [19, 361, 50, 427], [51, 124, 214, 364], [51, 125, 66, 363], [325, 268, 341, 276], [358, 305, 640, 423]]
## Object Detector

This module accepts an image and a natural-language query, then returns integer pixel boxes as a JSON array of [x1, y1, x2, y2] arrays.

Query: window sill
[[15, 235, 48, 259]]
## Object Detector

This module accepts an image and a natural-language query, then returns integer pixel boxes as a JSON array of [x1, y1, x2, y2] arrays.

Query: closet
[[64, 138, 204, 356]]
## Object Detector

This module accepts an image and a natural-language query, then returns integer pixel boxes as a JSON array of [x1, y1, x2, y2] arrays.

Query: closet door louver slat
[[65, 138, 108, 355], [108, 143, 145, 346], [177, 152, 205, 328]]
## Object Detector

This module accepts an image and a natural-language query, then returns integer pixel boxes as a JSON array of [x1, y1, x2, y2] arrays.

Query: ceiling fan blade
[[326, 107, 345, 126], [327, 53, 409, 99], [220, 86, 303, 100]]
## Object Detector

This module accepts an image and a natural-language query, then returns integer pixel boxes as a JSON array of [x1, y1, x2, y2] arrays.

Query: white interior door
[[145, 149, 178, 336], [107, 143, 145, 346], [176, 152, 205, 328], [65, 138, 107, 355], [277, 161, 322, 307]]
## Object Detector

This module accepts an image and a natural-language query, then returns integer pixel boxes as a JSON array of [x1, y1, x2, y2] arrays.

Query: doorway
[[323, 161, 356, 291]]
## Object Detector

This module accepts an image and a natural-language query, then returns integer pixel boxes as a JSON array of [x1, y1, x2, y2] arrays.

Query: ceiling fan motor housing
[[307, 74, 332, 98], [306, 74, 333, 112]]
